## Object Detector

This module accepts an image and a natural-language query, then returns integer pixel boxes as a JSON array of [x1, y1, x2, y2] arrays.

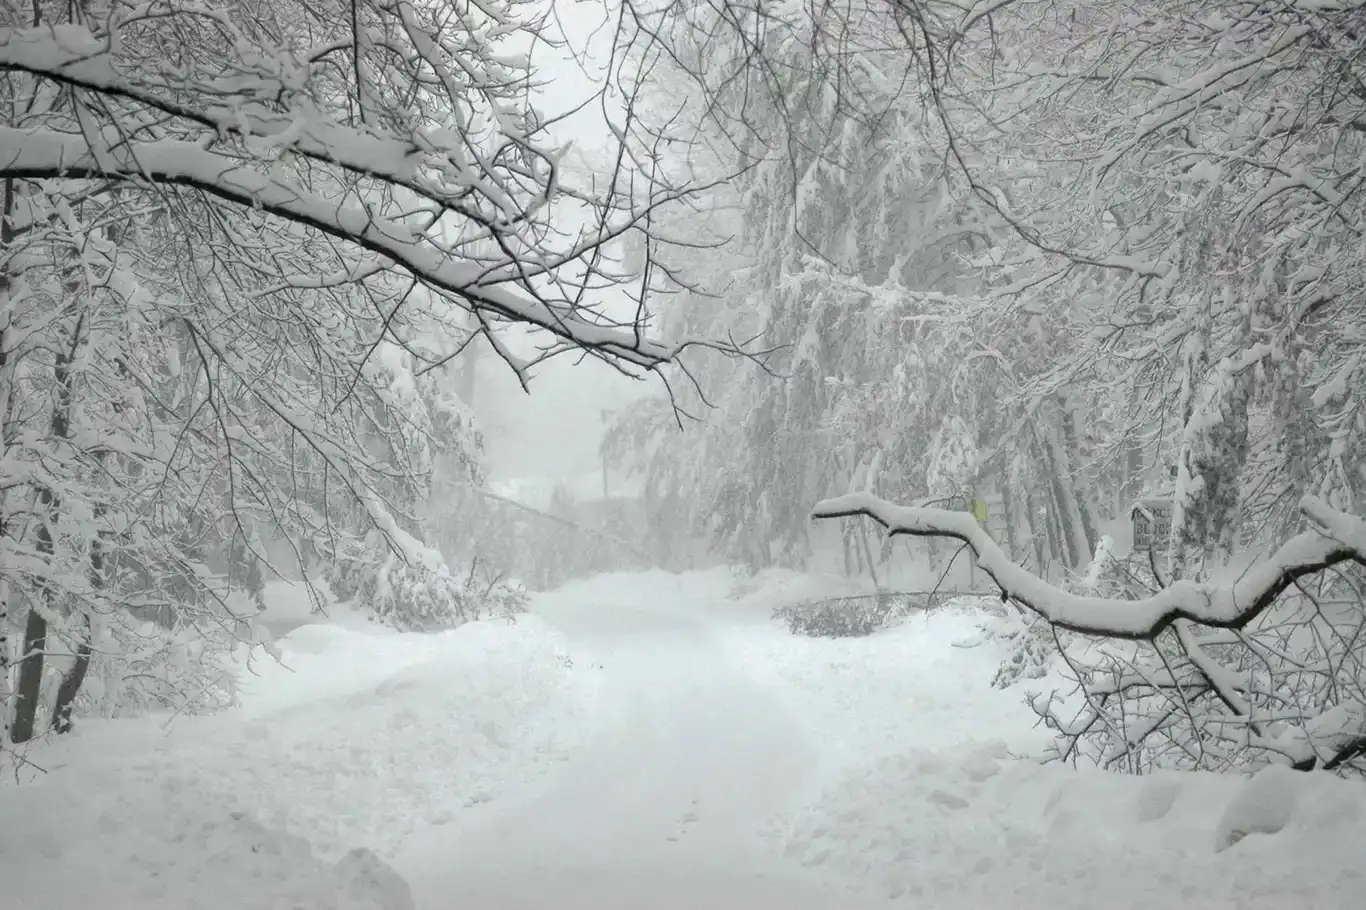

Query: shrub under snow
[[75, 612, 247, 720], [774, 592, 958, 638], [329, 545, 527, 633]]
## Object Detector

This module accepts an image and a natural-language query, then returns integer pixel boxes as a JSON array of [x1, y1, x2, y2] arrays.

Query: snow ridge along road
[[393, 576, 893, 910]]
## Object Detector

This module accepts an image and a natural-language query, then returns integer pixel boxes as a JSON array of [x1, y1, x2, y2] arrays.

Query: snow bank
[[716, 571, 1056, 765], [0, 613, 599, 909], [0, 786, 415, 909], [781, 743, 1366, 908], [721, 569, 1366, 909], [223, 616, 599, 859]]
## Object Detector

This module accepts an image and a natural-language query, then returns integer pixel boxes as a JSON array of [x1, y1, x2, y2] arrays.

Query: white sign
[[1132, 499, 1173, 551]]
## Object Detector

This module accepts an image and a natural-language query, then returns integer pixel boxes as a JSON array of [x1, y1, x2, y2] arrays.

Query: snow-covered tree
[[619, 0, 1366, 775], [606, 1, 1015, 572], [0, 0, 715, 369], [0, 0, 736, 748]]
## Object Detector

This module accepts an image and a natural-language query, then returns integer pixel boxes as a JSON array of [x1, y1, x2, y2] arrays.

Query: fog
[[477, 0, 658, 487]]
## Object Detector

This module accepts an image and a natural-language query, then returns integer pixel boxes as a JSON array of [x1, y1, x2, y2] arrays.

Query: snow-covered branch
[[812, 492, 1365, 639], [0, 5, 760, 376], [0, 23, 521, 226], [0, 127, 688, 369]]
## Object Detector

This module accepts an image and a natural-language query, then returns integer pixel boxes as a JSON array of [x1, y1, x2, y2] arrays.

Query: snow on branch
[[0, 127, 683, 368], [0, 14, 754, 375], [811, 492, 1366, 639]]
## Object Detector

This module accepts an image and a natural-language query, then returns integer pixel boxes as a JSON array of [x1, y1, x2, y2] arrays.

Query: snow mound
[[717, 568, 1366, 908], [715, 590, 1057, 765], [0, 613, 599, 908], [715, 568, 1366, 907], [776, 741, 1023, 900], [1216, 763, 1303, 850], [1132, 775, 1182, 823], [0, 794, 354, 909], [1216, 763, 1366, 852], [779, 745, 1366, 908], [222, 616, 599, 860], [335, 847, 415, 910]]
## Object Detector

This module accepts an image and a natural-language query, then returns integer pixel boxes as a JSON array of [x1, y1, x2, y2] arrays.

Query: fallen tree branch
[[811, 492, 1366, 640]]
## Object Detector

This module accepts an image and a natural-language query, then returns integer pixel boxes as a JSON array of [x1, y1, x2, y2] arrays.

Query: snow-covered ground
[[714, 568, 1366, 909], [714, 568, 1047, 765], [2, 568, 1363, 909], [0, 583, 599, 909]]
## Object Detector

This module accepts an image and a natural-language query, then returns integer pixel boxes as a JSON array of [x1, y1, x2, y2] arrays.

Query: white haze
[[476, 0, 656, 488]]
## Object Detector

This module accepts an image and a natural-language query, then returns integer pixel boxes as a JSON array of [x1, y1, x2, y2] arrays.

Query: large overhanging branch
[[0, 127, 686, 369], [0, 24, 520, 229], [811, 492, 1366, 640]]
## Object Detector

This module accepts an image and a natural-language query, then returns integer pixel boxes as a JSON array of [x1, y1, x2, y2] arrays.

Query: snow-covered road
[[394, 589, 891, 909], [5, 568, 1364, 909]]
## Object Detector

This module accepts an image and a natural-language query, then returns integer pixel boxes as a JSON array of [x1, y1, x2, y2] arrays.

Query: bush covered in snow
[[334, 847, 415, 910], [775, 592, 946, 637], [985, 541, 1159, 692], [989, 617, 1058, 690], [1027, 582, 1366, 777], [775, 594, 897, 637], [329, 546, 527, 633], [75, 612, 246, 720]]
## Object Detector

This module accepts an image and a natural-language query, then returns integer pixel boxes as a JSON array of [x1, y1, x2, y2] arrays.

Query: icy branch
[[811, 492, 1366, 639]]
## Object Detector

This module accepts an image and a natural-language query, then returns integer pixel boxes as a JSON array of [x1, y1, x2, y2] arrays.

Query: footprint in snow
[[927, 788, 970, 811], [667, 802, 701, 842]]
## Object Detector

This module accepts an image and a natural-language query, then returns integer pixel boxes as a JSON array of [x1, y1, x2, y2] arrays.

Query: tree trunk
[[1048, 469, 1083, 567], [50, 618, 91, 735], [1023, 484, 1047, 575], [1, 582, 9, 744], [857, 522, 881, 590], [1040, 417, 1093, 568], [1, 178, 15, 742], [1058, 400, 1101, 550], [10, 604, 47, 744], [12, 306, 84, 742], [1039, 481, 1066, 578], [1002, 481, 1025, 565], [458, 315, 481, 406], [841, 527, 851, 575], [51, 528, 104, 735], [1027, 432, 1068, 572]]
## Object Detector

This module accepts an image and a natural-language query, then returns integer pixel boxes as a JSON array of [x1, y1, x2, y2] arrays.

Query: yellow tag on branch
[[970, 497, 988, 523]]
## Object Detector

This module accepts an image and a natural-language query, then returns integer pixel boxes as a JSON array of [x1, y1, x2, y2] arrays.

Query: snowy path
[[393, 588, 891, 910], [8, 568, 1362, 909]]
